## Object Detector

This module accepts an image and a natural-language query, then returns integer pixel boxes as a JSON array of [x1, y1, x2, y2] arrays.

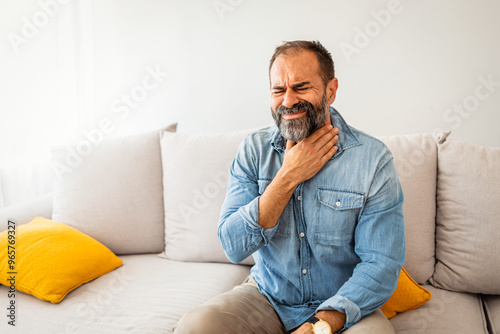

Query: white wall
[[3, 0, 500, 144], [88, 0, 500, 146], [1, 0, 500, 206]]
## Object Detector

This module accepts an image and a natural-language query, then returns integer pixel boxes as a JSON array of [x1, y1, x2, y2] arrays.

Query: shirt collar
[[270, 107, 361, 158]]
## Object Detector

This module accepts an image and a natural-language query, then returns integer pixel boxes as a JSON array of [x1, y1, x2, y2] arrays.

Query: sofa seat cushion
[[0, 254, 251, 334], [389, 285, 488, 334], [484, 295, 500, 334], [377, 133, 438, 284]]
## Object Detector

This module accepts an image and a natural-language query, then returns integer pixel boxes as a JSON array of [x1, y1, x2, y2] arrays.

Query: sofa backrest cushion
[[160, 129, 255, 264], [0, 193, 53, 230], [51, 124, 177, 255], [377, 133, 438, 284], [430, 138, 500, 294]]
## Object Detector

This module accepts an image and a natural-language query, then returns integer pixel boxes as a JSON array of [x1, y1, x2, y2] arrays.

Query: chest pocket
[[315, 188, 364, 246], [258, 179, 291, 237]]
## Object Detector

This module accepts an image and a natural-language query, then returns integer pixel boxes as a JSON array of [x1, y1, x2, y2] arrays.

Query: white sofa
[[0, 124, 499, 334]]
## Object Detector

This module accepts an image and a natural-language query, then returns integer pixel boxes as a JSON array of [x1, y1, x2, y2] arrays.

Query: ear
[[326, 78, 339, 105]]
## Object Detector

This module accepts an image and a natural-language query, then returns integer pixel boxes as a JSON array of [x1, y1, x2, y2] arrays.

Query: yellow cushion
[[0, 217, 122, 303], [381, 267, 432, 318]]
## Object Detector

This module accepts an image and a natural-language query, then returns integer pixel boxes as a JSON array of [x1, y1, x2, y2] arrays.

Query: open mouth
[[281, 110, 306, 120]]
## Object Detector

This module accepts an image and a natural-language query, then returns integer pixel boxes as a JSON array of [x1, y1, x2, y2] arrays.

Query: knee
[[174, 304, 231, 334]]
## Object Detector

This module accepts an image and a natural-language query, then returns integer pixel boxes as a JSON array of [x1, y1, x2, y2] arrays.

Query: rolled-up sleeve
[[317, 152, 406, 330]]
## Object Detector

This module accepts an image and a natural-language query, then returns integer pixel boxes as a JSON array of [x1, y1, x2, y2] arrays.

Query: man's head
[[269, 40, 338, 142]]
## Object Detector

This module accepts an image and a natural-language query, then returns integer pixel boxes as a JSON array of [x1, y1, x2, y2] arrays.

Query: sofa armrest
[[0, 193, 53, 232]]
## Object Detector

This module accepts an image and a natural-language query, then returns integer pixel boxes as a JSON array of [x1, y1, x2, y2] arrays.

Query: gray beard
[[272, 95, 329, 142]]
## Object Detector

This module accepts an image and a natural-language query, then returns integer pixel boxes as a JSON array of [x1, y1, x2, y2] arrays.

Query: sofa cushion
[[0, 254, 251, 334], [0, 217, 122, 304], [430, 139, 500, 294], [483, 295, 500, 334], [390, 285, 488, 334], [344, 309, 395, 334], [0, 193, 53, 232], [160, 129, 255, 264], [381, 267, 431, 319], [51, 124, 176, 255], [377, 133, 438, 284]]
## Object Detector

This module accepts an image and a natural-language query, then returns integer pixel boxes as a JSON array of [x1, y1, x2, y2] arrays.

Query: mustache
[[276, 101, 315, 116]]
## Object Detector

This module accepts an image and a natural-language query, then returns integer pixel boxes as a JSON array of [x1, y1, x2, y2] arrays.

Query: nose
[[282, 89, 300, 109]]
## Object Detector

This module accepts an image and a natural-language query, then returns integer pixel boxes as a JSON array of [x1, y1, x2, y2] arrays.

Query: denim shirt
[[218, 107, 406, 331]]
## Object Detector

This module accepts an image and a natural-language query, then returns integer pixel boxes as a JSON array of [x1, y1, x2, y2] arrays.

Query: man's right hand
[[257, 119, 339, 230], [281, 121, 339, 187]]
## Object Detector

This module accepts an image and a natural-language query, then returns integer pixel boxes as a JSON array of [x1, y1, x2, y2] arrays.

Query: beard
[[272, 94, 329, 142]]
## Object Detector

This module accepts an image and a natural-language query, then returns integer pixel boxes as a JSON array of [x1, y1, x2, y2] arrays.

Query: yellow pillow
[[381, 267, 432, 318], [0, 217, 122, 303]]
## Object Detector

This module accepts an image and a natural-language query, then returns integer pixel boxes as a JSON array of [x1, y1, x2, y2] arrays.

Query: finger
[[317, 127, 339, 147], [331, 133, 339, 145], [307, 123, 334, 144], [324, 113, 332, 126], [321, 135, 337, 154], [285, 140, 295, 152], [318, 138, 336, 162], [322, 143, 339, 163], [313, 129, 337, 149]]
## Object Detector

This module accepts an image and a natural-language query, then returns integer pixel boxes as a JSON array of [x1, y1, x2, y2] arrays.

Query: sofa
[[0, 123, 499, 334]]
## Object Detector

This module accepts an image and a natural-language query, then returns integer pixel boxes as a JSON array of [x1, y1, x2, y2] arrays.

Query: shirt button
[[300, 232, 305, 238], [336, 201, 341, 207], [302, 269, 307, 274], [297, 195, 302, 201]]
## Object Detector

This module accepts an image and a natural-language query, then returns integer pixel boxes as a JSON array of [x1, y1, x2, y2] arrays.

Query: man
[[174, 40, 405, 334]]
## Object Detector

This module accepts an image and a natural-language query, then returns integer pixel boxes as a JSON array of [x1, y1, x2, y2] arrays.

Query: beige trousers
[[173, 278, 394, 334]]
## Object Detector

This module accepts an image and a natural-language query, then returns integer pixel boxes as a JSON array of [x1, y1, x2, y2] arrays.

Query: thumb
[[324, 112, 332, 127], [285, 140, 295, 152]]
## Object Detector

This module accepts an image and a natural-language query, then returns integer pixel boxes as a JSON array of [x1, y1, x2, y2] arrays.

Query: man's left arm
[[308, 151, 406, 332]]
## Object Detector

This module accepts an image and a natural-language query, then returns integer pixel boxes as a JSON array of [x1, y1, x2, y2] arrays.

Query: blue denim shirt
[[218, 107, 405, 331]]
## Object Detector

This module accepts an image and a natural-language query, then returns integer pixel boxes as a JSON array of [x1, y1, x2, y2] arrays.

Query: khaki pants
[[173, 278, 394, 334]]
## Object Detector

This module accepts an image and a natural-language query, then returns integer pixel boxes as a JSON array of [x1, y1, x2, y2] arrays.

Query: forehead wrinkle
[[270, 52, 321, 88]]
